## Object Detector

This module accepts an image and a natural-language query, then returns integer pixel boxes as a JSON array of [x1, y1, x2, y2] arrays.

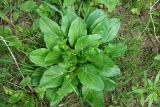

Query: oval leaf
[[30, 48, 49, 67], [101, 55, 120, 77], [104, 42, 127, 58], [44, 34, 59, 49], [93, 18, 120, 43], [44, 45, 62, 64], [40, 65, 67, 88], [85, 48, 103, 67], [61, 9, 77, 36], [68, 17, 87, 47], [82, 86, 104, 107], [77, 64, 104, 91], [75, 34, 102, 51], [86, 9, 106, 31], [57, 75, 78, 97], [39, 16, 64, 37]]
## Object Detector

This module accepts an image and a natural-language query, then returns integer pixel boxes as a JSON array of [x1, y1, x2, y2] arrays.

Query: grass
[[109, 0, 160, 106], [0, 0, 160, 107]]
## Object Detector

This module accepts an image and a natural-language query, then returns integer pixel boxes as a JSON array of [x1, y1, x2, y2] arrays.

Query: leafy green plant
[[29, 8, 126, 107], [132, 71, 160, 107], [132, 54, 160, 107]]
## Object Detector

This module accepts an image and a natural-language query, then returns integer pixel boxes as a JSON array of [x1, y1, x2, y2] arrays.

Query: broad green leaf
[[57, 75, 78, 97], [85, 48, 103, 67], [75, 34, 102, 51], [46, 88, 62, 107], [77, 54, 87, 64], [101, 55, 120, 77], [30, 48, 49, 67], [61, 9, 77, 36], [19, 0, 37, 12], [34, 87, 46, 99], [44, 34, 59, 49], [32, 19, 39, 31], [44, 45, 62, 64], [50, 95, 62, 107], [68, 17, 87, 46], [103, 78, 118, 91], [46, 88, 57, 101], [40, 65, 66, 88], [86, 9, 106, 31], [105, 18, 120, 42], [90, 16, 107, 32], [83, 1, 95, 17], [93, 18, 120, 43], [37, 4, 51, 16], [96, 0, 119, 12], [77, 64, 104, 91], [20, 76, 31, 86], [63, 0, 77, 7], [31, 69, 44, 86], [82, 86, 104, 107], [105, 42, 127, 58], [39, 16, 64, 37], [8, 91, 24, 103], [154, 54, 160, 61], [43, 2, 62, 14]]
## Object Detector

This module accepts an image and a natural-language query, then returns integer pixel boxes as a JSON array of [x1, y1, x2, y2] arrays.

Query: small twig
[[138, 19, 151, 39], [150, 0, 160, 9], [149, 0, 160, 42], [0, 36, 24, 78], [0, 36, 33, 92], [10, 6, 15, 27]]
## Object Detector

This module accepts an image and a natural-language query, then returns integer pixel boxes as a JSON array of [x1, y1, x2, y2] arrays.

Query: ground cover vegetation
[[0, 0, 160, 107]]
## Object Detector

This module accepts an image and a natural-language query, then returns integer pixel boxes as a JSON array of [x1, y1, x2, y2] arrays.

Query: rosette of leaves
[[30, 9, 127, 107]]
